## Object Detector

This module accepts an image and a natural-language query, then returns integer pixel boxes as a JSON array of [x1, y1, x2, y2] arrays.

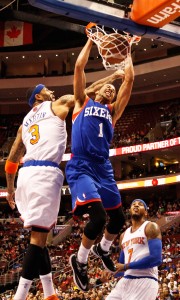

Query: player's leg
[[106, 278, 124, 300], [91, 161, 125, 272], [14, 167, 61, 299], [66, 159, 108, 290], [112, 278, 158, 300], [70, 201, 107, 291], [14, 230, 48, 300], [91, 206, 125, 272], [39, 242, 59, 300]]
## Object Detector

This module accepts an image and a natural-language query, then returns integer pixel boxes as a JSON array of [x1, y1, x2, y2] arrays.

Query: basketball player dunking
[[106, 199, 162, 300], [66, 37, 134, 291]]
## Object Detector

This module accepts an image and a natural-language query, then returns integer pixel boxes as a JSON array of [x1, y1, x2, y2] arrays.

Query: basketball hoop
[[86, 22, 141, 70]]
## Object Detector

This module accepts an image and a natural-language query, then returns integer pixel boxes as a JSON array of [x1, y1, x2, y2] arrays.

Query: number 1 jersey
[[71, 97, 114, 161]]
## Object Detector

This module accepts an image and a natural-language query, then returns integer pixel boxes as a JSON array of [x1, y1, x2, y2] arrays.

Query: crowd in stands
[[111, 100, 180, 149], [0, 195, 179, 300], [0, 100, 179, 299], [0, 100, 179, 156], [0, 101, 180, 185]]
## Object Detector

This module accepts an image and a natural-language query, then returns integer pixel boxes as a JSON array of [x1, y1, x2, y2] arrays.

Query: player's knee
[[106, 206, 125, 234], [22, 244, 43, 280], [84, 205, 106, 240]]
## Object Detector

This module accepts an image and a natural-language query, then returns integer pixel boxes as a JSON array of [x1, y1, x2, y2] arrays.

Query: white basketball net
[[86, 23, 141, 70]]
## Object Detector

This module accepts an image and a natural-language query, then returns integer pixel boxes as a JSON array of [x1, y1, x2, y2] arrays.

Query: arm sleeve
[[115, 250, 125, 278], [128, 238, 162, 270], [119, 250, 125, 263]]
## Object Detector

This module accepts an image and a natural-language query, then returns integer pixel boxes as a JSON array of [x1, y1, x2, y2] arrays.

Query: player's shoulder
[[120, 230, 126, 241], [16, 124, 23, 136], [145, 221, 161, 239], [145, 220, 159, 229]]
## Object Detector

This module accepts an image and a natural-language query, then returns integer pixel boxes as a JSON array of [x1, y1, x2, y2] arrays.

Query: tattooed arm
[[5, 125, 25, 209], [52, 94, 75, 120]]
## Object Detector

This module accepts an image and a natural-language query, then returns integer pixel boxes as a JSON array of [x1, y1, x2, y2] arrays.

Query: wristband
[[5, 160, 19, 174]]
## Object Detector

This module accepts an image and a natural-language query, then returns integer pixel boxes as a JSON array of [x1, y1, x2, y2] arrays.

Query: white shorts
[[106, 277, 158, 300], [15, 166, 64, 230]]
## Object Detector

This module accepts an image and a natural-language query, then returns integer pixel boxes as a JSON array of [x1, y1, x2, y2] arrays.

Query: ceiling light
[[55, 54, 58, 57], [144, 48, 147, 51], [22, 56, 25, 59], [39, 55, 42, 58], [5, 56, 8, 59]]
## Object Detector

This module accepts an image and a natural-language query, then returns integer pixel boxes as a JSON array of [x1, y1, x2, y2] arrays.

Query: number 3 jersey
[[122, 221, 158, 279], [71, 97, 114, 161], [22, 101, 67, 164]]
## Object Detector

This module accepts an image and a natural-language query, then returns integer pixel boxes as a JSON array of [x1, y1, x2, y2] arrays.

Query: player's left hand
[[6, 192, 16, 210], [114, 263, 125, 273]]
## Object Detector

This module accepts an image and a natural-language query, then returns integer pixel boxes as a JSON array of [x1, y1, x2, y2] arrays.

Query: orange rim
[[131, 35, 141, 43], [85, 22, 97, 35]]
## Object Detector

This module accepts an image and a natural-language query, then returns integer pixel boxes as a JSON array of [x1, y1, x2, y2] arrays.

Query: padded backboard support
[[28, 0, 180, 45]]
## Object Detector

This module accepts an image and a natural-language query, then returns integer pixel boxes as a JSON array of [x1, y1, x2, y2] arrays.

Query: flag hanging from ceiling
[[0, 21, 32, 47]]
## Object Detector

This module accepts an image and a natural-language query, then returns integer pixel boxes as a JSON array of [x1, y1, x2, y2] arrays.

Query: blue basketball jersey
[[72, 97, 114, 161]]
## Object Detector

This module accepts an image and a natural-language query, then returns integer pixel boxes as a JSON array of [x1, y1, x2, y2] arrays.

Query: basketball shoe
[[91, 243, 116, 272], [69, 254, 89, 292]]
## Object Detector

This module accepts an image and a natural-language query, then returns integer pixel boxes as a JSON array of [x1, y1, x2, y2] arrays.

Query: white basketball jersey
[[122, 221, 158, 279], [22, 101, 67, 164]]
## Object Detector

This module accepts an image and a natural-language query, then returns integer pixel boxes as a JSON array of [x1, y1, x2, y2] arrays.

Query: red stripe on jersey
[[73, 198, 101, 213], [72, 96, 90, 122]]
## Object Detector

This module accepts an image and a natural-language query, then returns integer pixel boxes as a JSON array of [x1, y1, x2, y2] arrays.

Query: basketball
[[99, 33, 130, 64]]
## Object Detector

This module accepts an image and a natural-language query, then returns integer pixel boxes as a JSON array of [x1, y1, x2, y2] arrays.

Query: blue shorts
[[65, 157, 121, 212]]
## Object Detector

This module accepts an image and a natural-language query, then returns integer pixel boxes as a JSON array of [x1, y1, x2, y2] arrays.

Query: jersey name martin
[[24, 112, 47, 127], [84, 106, 112, 124]]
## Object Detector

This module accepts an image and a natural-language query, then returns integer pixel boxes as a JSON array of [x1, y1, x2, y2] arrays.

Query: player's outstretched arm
[[74, 38, 93, 107], [111, 54, 134, 126], [5, 125, 25, 209], [53, 94, 75, 120], [86, 69, 125, 99]]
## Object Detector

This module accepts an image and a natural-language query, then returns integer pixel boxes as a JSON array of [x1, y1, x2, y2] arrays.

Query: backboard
[[28, 0, 180, 45]]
